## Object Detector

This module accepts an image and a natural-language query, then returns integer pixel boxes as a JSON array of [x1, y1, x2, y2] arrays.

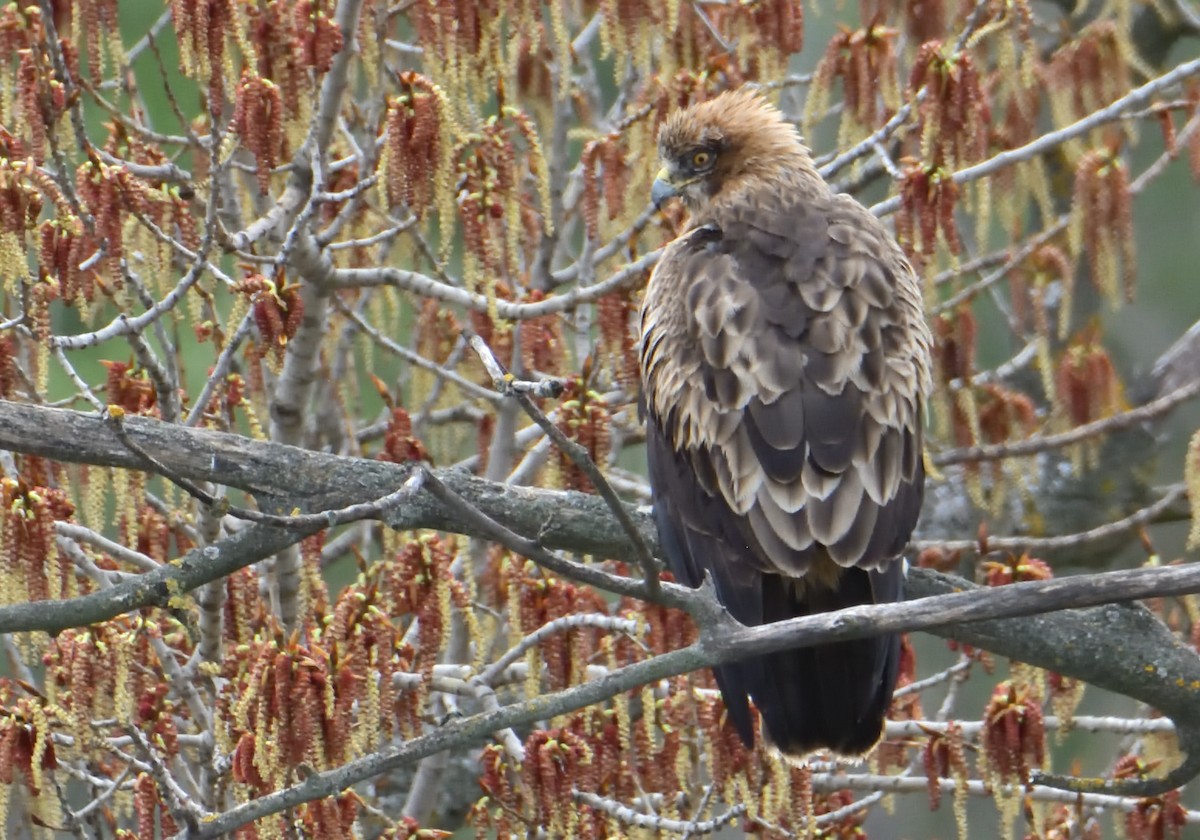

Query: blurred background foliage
[[1, 0, 1200, 836]]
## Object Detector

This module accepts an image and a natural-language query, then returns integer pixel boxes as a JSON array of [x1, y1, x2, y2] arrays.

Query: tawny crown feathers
[[657, 88, 814, 185]]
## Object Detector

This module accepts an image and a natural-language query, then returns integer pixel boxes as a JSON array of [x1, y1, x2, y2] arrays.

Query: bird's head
[[652, 87, 812, 212]]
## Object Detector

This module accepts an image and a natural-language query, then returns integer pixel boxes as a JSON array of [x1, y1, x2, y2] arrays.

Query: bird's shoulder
[[639, 175, 930, 575], [644, 177, 926, 408]]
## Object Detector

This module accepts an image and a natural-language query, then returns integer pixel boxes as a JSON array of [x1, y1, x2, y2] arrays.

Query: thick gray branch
[[0, 521, 318, 635], [3, 399, 1200, 804]]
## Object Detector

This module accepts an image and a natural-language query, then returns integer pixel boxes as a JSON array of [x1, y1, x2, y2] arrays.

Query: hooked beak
[[651, 167, 679, 209]]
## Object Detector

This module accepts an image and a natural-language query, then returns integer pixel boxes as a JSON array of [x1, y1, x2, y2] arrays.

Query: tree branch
[[3, 398, 1200, 798]]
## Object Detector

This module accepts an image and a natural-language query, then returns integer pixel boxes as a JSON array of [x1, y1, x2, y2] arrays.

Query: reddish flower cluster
[[172, 0, 233, 109], [291, 0, 344, 73], [1055, 329, 1124, 427], [1044, 22, 1130, 124], [514, 571, 608, 690], [596, 288, 642, 391], [982, 553, 1053, 587], [811, 21, 900, 130], [379, 407, 432, 464], [1, 478, 74, 602], [134, 771, 179, 838], [909, 41, 990, 169], [1071, 145, 1136, 304], [239, 273, 305, 363], [516, 290, 566, 377], [76, 158, 152, 266], [933, 306, 977, 386], [2, 4, 74, 163], [409, 0, 498, 68], [383, 73, 445, 218], [1127, 789, 1188, 840], [455, 111, 546, 278], [229, 634, 338, 791], [922, 722, 968, 811], [0, 694, 58, 797], [38, 215, 96, 305], [553, 379, 612, 493], [0, 156, 45, 241], [581, 134, 630, 240], [976, 384, 1038, 445], [1025, 803, 1101, 840], [897, 158, 962, 267], [982, 680, 1045, 785], [233, 74, 285, 196], [101, 360, 158, 416], [0, 337, 16, 400]]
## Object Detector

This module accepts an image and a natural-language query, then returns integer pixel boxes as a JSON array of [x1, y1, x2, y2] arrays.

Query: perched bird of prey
[[639, 88, 932, 757]]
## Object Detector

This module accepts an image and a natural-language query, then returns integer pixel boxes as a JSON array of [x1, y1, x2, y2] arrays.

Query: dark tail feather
[[748, 564, 903, 757]]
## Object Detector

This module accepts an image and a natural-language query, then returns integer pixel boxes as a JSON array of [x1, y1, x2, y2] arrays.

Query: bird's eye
[[690, 150, 713, 169]]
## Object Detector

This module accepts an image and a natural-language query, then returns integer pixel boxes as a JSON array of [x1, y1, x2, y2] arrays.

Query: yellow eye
[[691, 150, 712, 169]]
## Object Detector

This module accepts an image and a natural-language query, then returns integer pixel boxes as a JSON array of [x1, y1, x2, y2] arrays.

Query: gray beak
[[651, 177, 678, 209]]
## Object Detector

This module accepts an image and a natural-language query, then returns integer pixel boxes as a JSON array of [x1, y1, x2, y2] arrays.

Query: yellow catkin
[[639, 683, 657, 752], [375, 115, 393, 213], [0, 232, 26, 298], [952, 765, 970, 839], [358, 645, 382, 754], [109, 468, 130, 546], [974, 178, 992, 254], [997, 783, 1022, 838], [0, 781, 9, 840], [522, 120, 553, 236], [802, 67, 832, 144], [665, 0, 681, 33], [957, 385, 985, 509], [633, 21, 653, 82], [426, 86, 459, 254], [183, 260, 206, 330], [504, 187, 522, 282], [1185, 429, 1200, 550], [287, 94, 312, 162], [259, 813, 287, 840], [28, 701, 51, 795], [239, 397, 265, 439], [480, 10, 504, 94], [764, 754, 787, 825], [105, 24, 125, 78], [0, 63, 13, 124], [730, 772, 752, 820], [114, 626, 134, 722], [1096, 236, 1120, 306], [255, 704, 282, 789], [674, 739, 692, 793], [1052, 677, 1086, 740], [597, 0, 618, 60], [362, 289, 388, 380], [72, 1, 86, 75], [359, 13, 380, 93], [1045, 84, 1080, 159], [231, 0, 258, 73], [32, 776, 62, 839], [609, 641, 632, 752], [956, 386, 982, 448]]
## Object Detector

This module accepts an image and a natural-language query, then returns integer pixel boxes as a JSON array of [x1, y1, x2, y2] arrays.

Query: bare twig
[[572, 789, 746, 835], [468, 334, 660, 589], [934, 379, 1200, 466], [331, 249, 662, 320]]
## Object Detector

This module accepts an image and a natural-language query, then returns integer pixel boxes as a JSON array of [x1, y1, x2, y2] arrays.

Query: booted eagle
[[639, 89, 932, 757]]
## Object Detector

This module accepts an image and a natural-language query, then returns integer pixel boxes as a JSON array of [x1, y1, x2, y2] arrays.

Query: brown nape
[[657, 88, 814, 183]]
